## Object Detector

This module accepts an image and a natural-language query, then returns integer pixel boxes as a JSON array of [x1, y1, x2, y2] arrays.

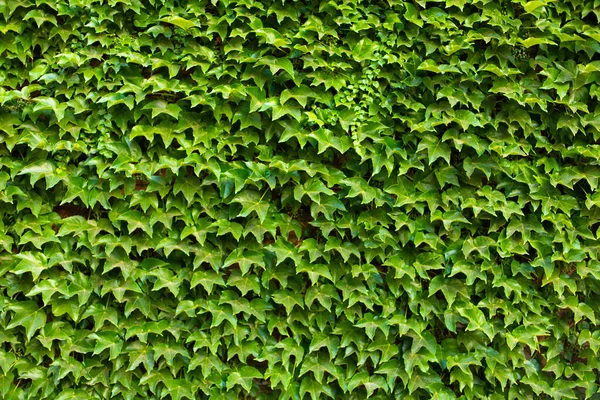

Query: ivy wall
[[1, 0, 600, 399]]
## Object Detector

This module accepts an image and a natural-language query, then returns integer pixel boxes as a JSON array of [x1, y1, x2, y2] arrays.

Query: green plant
[[1, 0, 600, 399]]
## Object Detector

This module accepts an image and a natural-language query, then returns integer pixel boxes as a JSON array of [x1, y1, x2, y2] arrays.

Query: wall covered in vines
[[1, 0, 600, 399]]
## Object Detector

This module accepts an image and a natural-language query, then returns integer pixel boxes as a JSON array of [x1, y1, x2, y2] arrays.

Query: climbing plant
[[1, 0, 600, 399]]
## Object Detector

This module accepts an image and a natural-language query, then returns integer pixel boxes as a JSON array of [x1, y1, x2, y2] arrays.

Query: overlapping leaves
[[1, 0, 600, 399]]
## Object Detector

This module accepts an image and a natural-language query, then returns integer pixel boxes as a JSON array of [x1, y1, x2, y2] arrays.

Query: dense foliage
[[1, 0, 600, 398]]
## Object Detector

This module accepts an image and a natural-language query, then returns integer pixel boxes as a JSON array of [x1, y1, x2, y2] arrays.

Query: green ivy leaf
[[226, 366, 263, 392], [160, 16, 198, 30], [257, 56, 295, 79], [223, 248, 265, 275], [231, 190, 271, 223], [417, 135, 452, 165], [6, 301, 47, 340], [272, 289, 305, 314], [33, 97, 67, 121], [142, 100, 182, 119], [13, 252, 48, 281], [89, 330, 124, 360]]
